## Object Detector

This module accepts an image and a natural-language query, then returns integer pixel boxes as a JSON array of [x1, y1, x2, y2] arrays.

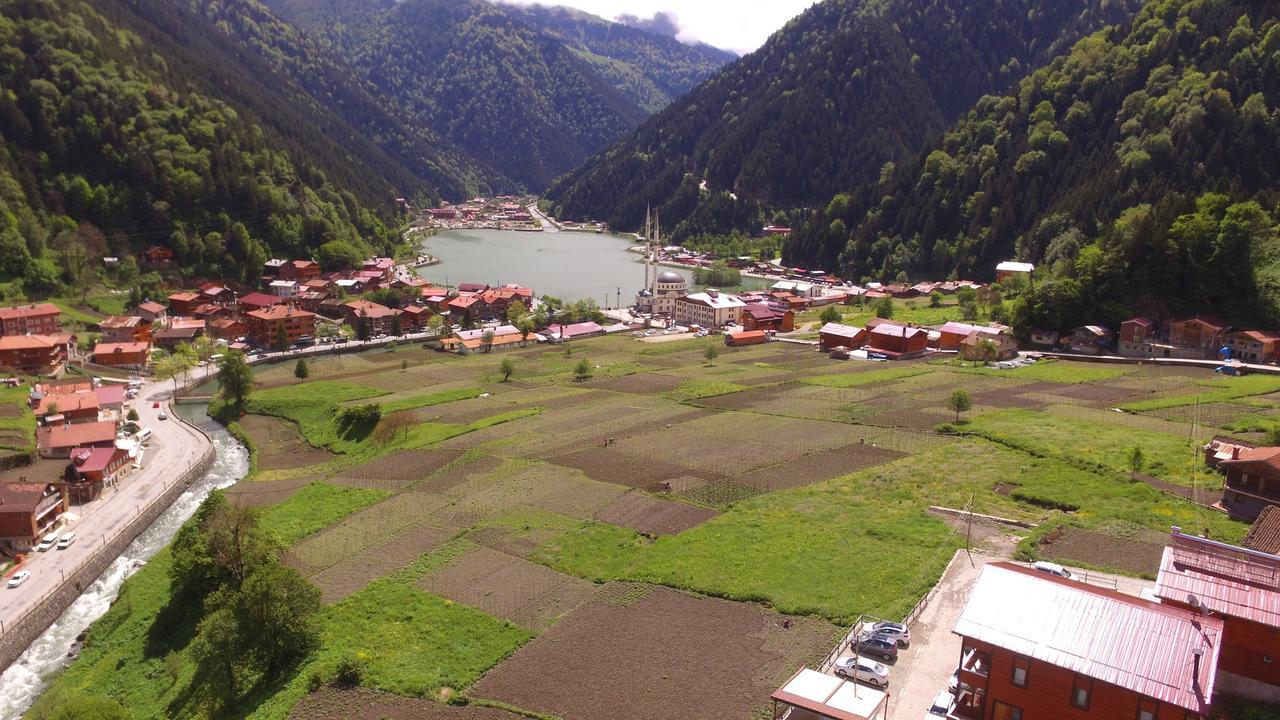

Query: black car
[[849, 635, 899, 662]]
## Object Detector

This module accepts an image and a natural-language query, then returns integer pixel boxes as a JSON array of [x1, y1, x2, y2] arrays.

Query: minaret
[[643, 204, 652, 291], [651, 208, 660, 309]]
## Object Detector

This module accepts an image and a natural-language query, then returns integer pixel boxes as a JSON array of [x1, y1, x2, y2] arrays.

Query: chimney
[[1233, 446, 1241, 460], [1192, 647, 1204, 692]]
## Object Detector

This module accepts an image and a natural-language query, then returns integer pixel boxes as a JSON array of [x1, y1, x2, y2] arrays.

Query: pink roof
[[71, 446, 126, 473], [41, 421, 118, 449], [239, 292, 281, 307], [957, 563, 1221, 713], [1155, 530, 1280, 629], [870, 324, 925, 339], [136, 301, 166, 314], [0, 303, 59, 320], [819, 323, 863, 339], [547, 322, 602, 339], [95, 384, 127, 406]]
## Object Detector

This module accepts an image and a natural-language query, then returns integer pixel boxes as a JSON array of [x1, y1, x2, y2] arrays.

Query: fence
[[0, 401, 216, 669]]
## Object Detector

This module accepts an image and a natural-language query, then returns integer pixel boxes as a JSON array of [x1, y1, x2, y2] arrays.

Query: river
[[0, 404, 249, 720], [416, 228, 770, 302]]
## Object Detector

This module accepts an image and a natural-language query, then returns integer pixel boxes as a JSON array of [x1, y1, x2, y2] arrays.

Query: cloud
[[614, 11, 680, 39]]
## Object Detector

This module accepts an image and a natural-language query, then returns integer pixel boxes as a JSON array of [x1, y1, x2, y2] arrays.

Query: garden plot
[[860, 406, 953, 430], [549, 448, 711, 492], [446, 461, 629, 520], [1147, 401, 1276, 428], [331, 449, 464, 490], [584, 372, 686, 394], [1037, 526, 1166, 576], [470, 583, 839, 720], [288, 492, 453, 576], [593, 491, 720, 536], [239, 414, 336, 469], [1039, 382, 1144, 407], [736, 443, 907, 491], [309, 523, 456, 603], [224, 475, 316, 508], [418, 454, 506, 492], [291, 686, 525, 720], [418, 545, 596, 631]]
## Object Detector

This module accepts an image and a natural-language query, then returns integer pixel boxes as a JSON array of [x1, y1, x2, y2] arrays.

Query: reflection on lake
[[416, 229, 769, 302]]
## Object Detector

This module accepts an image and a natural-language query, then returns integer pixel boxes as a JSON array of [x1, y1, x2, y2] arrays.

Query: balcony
[[960, 647, 991, 679]]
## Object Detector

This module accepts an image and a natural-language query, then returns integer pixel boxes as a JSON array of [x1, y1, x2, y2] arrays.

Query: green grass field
[[41, 337, 1259, 719]]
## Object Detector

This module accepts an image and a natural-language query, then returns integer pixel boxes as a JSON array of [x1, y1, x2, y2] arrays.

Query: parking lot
[[814, 548, 1156, 719]]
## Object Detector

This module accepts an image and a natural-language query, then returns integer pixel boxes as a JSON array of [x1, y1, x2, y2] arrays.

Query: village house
[[1168, 317, 1230, 358], [1117, 317, 1156, 357], [1155, 528, 1280, 701], [238, 292, 281, 314], [269, 279, 299, 298], [333, 278, 367, 295], [1243, 506, 1280, 555], [443, 325, 525, 352], [400, 305, 431, 332], [741, 303, 795, 333], [1226, 330, 1280, 364], [191, 303, 233, 323], [994, 260, 1034, 283], [0, 303, 61, 336], [1069, 325, 1114, 354], [94, 384, 126, 417], [317, 298, 348, 320], [1029, 328, 1060, 348], [245, 305, 316, 348], [1215, 444, 1280, 520], [99, 315, 151, 344], [134, 301, 167, 324], [343, 300, 401, 335], [675, 290, 746, 328], [197, 283, 236, 306], [545, 322, 604, 341], [141, 245, 174, 266], [457, 283, 489, 294], [818, 323, 866, 351], [420, 287, 453, 313], [867, 323, 928, 359], [771, 280, 823, 299], [0, 334, 74, 375], [209, 318, 248, 341], [935, 322, 1009, 353], [66, 446, 133, 495], [959, 329, 1018, 362], [279, 259, 321, 282], [952, 561, 1221, 720], [36, 391, 100, 424], [262, 258, 287, 278], [447, 294, 487, 324], [166, 291, 202, 316], [153, 323, 203, 351], [37, 420, 118, 458], [362, 258, 397, 282], [0, 483, 69, 550], [91, 341, 151, 370]]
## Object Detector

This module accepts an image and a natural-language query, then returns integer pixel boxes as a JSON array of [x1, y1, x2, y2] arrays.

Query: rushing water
[[417, 228, 770, 302], [0, 404, 249, 720]]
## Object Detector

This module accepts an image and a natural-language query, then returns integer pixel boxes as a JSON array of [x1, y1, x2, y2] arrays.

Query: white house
[[675, 290, 746, 328]]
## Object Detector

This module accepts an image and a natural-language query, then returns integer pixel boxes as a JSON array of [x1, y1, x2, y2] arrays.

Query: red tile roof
[[1155, 531, 1280, 629], [819, 323, 863, 339], [0, 303, 60, 320], [247, 305, 316, 321], [1244, 506, 1280, 555], [238, 292, 281, 308], [40, 421, 118, 449], [0, 483, 59, 512], [0, 335, 67, 351], [70, 446, 127, 474], [136, 301, 166, 315], [343, 300, 399, 319], [958, 562, 1222, 714], [37, 391, 98, 416], [93, 342, 150, 356], [99, 315, 142, 329], [1220, 446, 1280, 473]]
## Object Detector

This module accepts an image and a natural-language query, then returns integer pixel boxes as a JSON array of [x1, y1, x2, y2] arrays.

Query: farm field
[[39, 336, 1263, 719]]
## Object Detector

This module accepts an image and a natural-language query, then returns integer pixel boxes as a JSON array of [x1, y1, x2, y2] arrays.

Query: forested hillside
[[793, 0, 1280, 328], [508, 4, 736, 114], [544, 0, 1141, 241], [266, 0, 650, 190], [0, 0, 495, 291]]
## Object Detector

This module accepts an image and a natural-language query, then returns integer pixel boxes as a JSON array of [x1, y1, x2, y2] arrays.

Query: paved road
[[0, 370, 215, 632]]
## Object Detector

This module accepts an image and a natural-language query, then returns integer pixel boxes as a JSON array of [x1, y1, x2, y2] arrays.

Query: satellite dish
[[1188, 593, 1201, 609]]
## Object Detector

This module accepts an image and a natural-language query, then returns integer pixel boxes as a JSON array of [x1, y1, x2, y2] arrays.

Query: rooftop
[[343, 300, 400, 319], [99, 315, 142, 329], [819, 323, 863, 339], [1244, 506, 1280, 555], [136, 301, 166, 314], [957, 562, 1221, 713], [70, 446, 126, 474], [0, 303, 60, 320], [40, 421, 118, 449], [0, 483, 59, 512], [0, 335, 69, 351], [239, 292, 281, 307], [1155, 529, 1280, 629], [995, 261, 1035, 273], [93, 342, 150, 356], [683, 292, 745, 309], [770, 668, 886, 720], [247, 305, 316, 321]]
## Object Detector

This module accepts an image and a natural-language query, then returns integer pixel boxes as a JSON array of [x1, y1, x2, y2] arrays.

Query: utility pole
[[964, 493, 975, 567]]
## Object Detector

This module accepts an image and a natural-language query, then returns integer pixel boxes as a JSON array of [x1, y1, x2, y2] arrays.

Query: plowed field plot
[[331, 449, 464, 490], [288, 492, 452, 575], [418, 545, 596, 631], [1037, 526, 1165, 576], [861, 406, 952, 430], [1147, 401, 1273, 428], [549, 448, 711, 492], [418, 454, 505, 492], [585, 372, 685, 394], [309, 523, 455, 603], [470, 584, 839, 720], [225, 475, 315, 508], [238, 414, 336, 469], [291, 686, 524, 720], [736, 443, 906, 491], [0, 404, 21, 417], [1042, 382, 1142, 406], [593, 491, 719, 536], [968, 389, 1050, 410], [448, 462, 629, 520], [465, 524, 565, 559]]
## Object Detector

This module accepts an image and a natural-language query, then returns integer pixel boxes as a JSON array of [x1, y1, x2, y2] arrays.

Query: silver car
[[927, 689, 955, 717], [865, 620, 911, 647], [833, 656, 889, 687]]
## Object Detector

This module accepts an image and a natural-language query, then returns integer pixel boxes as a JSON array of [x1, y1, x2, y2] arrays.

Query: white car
[[833, 656, 889, 687], [927, 689, 955, 717], [7, 571, 30, 588], [865, 620, 911, 647], [57, 532, 76, 549], [1033, 561, 1073, 579], [35, 532, 58, 552], [157, 411, 168, 421]]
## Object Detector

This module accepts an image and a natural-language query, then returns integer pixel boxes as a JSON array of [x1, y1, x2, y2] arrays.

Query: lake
[[415, 228, 769, 303]]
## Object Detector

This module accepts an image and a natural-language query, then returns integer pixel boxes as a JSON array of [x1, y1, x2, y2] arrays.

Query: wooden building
[[0, 483, 69, 550]]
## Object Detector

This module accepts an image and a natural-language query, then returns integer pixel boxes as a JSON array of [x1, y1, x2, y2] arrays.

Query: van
[[57, 532, 76, 549], [1033, 561, 1073, 579], [136, 428, 153, 445]]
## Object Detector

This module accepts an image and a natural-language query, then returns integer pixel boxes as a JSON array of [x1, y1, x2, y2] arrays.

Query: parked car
[[36, 532, 58, 552], [866, 620, 911, 647], [1033, 561, 1073, 579], [833, 656, 889, 687], [850, 636, 898, 661], [57, 532, 76, 549], [927, 689, 956, 718], [157, 412, 168, 421], [152, 401, 160, 408], [7, 571, 30, 588]]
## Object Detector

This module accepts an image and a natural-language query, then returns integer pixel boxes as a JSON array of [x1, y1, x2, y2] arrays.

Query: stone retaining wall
[[0, 443, 214, 670]]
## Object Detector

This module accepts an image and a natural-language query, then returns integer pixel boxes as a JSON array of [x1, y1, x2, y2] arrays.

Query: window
[[1071, 675, 1092, 710], [993, 701, 1023, 720], [1011, 655, 1030, 688], [1138, 699, 1159, 720]]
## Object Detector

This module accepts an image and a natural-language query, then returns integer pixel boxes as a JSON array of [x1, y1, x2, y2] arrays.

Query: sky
[[502, 1, 818, 55]]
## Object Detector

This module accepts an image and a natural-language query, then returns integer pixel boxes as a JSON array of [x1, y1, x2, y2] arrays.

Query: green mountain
[[793, 0, 1280, 327], [0, 0, 485, 289], [264, 0, 653, 190], [506, 4, 736, 114], [544, 0, 1142, 241]]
